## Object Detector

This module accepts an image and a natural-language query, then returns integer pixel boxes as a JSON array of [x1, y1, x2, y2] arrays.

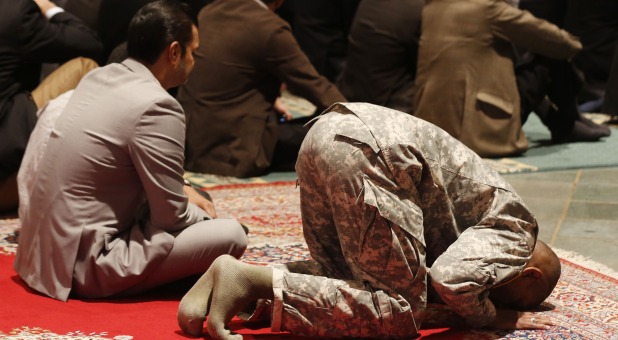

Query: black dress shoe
[[579, 116, 611, 136], [552, 120, 611, 143]]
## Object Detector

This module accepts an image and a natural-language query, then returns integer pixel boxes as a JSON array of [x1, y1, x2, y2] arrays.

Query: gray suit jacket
[[14, 59, 208, 301]]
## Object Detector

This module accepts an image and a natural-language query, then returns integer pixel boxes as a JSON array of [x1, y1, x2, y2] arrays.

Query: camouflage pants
[[273, 111, 427, 338]]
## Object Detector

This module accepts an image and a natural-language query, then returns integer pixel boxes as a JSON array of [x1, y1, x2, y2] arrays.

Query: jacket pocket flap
[[476, 92, 514, 115], [363, 176, 426, 247]]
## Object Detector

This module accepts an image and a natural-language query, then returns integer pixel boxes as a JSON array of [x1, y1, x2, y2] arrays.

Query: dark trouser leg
[[517, 56, 580, 133], [602, 43, 618, 116], [0, 95, 37, 194], [515, 55, 552, 126], [0, 173, 18, 213], [270, 117, 312, 172], [541, 58, 611, 141], [544, 58, 583, 132]]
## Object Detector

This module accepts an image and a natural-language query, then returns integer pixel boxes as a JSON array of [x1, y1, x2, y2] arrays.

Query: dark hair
[[127, 0, 194, 65]]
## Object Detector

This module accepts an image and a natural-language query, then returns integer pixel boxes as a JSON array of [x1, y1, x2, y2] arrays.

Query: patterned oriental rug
[[1, 181, 617, 339]]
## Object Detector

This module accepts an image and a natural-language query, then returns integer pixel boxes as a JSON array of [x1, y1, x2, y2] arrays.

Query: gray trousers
[[72, 218, 247, 297]]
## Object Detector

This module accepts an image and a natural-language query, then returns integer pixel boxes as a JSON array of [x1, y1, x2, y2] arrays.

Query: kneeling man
[[178, 103, 560, 339]]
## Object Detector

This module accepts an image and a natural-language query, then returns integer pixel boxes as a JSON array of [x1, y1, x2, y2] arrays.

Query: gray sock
[[207, 256, 273, 340], [177, 262, 216, 337]]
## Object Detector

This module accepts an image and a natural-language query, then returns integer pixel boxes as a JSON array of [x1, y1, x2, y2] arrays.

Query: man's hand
[[487, 309, 554, 330], [33, 0, 58, 14], [274, 97, 293, 122], [183, 185, 218, 218]]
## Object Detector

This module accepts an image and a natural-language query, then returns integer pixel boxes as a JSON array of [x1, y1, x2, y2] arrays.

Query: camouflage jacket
[[327, 103, 538, 327]]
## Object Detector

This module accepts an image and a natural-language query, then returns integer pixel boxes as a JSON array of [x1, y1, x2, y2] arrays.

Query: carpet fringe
[[553, 247, 618, 280]]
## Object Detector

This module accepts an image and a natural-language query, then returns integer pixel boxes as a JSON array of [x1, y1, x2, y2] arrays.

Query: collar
[[119, 58, 161, 86]]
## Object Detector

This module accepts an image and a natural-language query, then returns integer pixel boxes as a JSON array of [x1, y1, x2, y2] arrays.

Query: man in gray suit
[[14, 0, 247, 301]]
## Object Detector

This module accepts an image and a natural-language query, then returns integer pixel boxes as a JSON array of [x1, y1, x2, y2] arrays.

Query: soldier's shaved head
[[490, 241, 561, 310]]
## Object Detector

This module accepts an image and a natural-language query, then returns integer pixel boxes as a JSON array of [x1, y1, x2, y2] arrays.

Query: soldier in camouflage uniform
[[178, 103, 562, 339]]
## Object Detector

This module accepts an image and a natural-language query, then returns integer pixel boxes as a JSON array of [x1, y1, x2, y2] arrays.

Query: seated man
[[14, 0, 247, 302], [413, 0, 607, 158], [177, 103, 561, 339], [0, 0, 102, 212], [177, 0, 346, 178], [337, 0, 423, 115]]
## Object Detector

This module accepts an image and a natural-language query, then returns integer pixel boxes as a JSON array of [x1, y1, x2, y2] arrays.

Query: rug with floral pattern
[[2, 181, 617, 339]]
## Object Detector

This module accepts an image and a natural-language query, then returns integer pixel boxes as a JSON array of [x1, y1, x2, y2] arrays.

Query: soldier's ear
[[521, 267, 543, 280]]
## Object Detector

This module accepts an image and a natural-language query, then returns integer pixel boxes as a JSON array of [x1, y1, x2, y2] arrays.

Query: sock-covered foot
[[552, 120, 610, 143], [579, 115, 612, 136], [207, 255, 273, 340], [177, 264, 216, 337]]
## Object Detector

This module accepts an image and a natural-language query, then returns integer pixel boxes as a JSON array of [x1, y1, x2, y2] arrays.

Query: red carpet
[[2, 182, 618, 339]]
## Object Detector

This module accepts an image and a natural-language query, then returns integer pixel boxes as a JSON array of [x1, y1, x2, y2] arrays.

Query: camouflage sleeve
[[429, 188, 537, 328]]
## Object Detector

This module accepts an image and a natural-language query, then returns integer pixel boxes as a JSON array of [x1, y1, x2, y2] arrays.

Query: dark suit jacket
[[177, 0, 345, 178], [520, 0, 618, 102], [96, 0, 153, 60], [565, 0, 618, 100], [287, 0, 361, 82], [337, 0, 424, 114], [0, 0, 102, 180], [64, 0, 102, 29], [97, 0, 211, 62]]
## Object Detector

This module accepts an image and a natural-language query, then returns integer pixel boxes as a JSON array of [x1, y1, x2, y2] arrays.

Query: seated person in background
[[63, 0, 102, 30], [0, 0, 102, 213], [337, 0, 424, 115], [281, 0, 361, 83], [519, 0, 618, 110], [176, 0, 346, 178], [513, 0, 611, 143], [14, 0, 247, 302], [413, 0, 607, 158], [178, 103, 561, 339], [97, 0, 161, 63], [101, 0, 215, 66]]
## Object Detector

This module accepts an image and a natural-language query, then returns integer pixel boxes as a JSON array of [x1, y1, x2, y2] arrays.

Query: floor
[[504, 166, 618, 271]]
